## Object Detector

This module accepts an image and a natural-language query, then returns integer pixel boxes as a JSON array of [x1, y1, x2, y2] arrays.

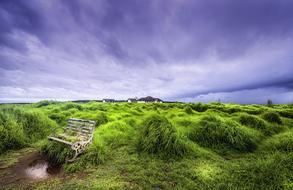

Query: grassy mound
[[0, 107, 56, 154], [184, 105, 194, 114], [95, 121, 136, 148], [189, 115, 261, 152], [277, 109, 293, 119], [0, 112, 26, 154], [261, 129, 293, 152], [262, 111, 282, 124], [237, 113, 284, 135], [12, 108, 56, 142], [137, 114, 192, 158], [95, 112, 109, 126], [190, 103, 208, 112]]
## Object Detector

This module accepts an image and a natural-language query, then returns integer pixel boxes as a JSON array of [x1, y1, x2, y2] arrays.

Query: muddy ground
[[0, 149, 62, 189]]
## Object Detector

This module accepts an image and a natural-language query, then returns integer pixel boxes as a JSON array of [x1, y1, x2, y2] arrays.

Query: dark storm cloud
[[0, 0, 293, 103]]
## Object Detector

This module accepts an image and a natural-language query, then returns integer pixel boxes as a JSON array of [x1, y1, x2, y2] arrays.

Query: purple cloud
[[0, 0, 293, 103]]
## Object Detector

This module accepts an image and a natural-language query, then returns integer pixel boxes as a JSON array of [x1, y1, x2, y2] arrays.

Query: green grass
[[189, 115, 262, 153], [0, 106, 56, 154], [0, 102, 292, 189], [137, 114, 193, 158]]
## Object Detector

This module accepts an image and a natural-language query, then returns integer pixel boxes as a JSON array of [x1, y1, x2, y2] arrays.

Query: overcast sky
[[1, 0, 293, 103]]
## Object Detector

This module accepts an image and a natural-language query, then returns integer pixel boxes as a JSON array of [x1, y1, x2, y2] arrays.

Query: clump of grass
[[95, 121, 135, 148], [82, 138, 105, 165], [95, 112, 109, 126], [184, 105, 193, 114], [49, 112, 66, 124], [237, 113, 284, 135], [12, 109, 57, 142], [36, 100, 60, 108], [191, 103, 208, 112], [262, 111, 282, 124], [277, 109, 293, 119], [0, 107, 57, 154], [0, 112, 26, 154], [64, 138, 106, 173], [261, 129, 293, 152], [137, 114, 192, 158], [41, 141, 72, 164], [189, 115, 261, 152], [61, 102, 83, 111]]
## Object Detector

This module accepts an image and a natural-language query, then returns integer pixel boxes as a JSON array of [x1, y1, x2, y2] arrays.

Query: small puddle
[[0, 151, 62, 187], [25, 157, 61, 180]]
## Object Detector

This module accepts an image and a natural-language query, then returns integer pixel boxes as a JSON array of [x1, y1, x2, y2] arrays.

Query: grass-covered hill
[[0, 101, 292, 189]]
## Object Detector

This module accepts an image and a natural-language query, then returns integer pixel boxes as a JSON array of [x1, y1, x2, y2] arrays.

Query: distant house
[[138, 96, 163, 103], [127, 98, 138, 103], [102, 99, 115, 103]]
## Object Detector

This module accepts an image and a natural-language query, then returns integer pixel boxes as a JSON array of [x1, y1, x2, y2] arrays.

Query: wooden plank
[[48, 136, 73, 145], [68, 118, 96, 124]]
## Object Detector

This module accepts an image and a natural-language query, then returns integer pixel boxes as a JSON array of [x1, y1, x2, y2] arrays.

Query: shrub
[[189, 115, 261, 152], [137, 114, 192, 158], [267, 99, 273, 107], [262, 111, 282, 124]]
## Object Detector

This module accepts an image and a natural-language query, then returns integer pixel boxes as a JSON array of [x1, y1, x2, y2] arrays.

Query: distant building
[[102, 99, 115, 103], [138, 96, 163, 103], [127, 98, 138, 103]]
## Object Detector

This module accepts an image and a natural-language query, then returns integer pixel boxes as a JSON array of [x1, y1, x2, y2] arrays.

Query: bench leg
[[67, 141, 88, 162]]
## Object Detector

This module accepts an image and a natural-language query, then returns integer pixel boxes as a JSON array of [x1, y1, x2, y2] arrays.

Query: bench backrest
[[65, 118, 96, 139]]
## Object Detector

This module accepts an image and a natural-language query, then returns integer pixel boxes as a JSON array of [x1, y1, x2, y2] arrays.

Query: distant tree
[[267, 99, 273, 107]]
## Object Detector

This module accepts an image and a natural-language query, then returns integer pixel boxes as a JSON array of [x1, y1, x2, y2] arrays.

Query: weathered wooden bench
[[48, 118, 96, 162]]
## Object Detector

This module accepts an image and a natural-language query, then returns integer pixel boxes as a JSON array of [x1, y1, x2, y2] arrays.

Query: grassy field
[[0, 101, 292, 190]]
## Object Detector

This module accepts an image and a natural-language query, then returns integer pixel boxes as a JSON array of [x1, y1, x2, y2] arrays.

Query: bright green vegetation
[[0, 101, 292, 190]]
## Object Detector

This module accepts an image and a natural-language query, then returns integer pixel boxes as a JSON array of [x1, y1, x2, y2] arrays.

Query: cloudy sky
[[1, 0, 293, 103]]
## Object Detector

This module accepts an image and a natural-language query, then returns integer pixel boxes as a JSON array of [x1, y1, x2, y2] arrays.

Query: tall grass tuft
[[189, 115, 261, 152], [184, 105, 194, 114], [261, 129, 293, 152], [137, 114, 192, 158], [262, 111, 282, 124], [41, 141, 73, 164], [0, 112, 26, 154], [0, 107, 56, 154], [95, 112, 109, 126], [237, 113, 284, 135], [190, 103, 208, 112], [82, 138, 105, 165], [12, 109, 57, 142]]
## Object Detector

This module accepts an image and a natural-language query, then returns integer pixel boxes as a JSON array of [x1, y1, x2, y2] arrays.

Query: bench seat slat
[[48, 136, 73, 145]]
